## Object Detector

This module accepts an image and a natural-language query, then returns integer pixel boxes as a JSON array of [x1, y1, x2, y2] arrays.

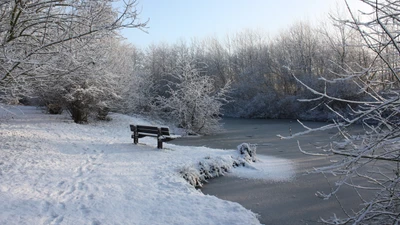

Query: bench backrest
[[130, 125, 170, 136]]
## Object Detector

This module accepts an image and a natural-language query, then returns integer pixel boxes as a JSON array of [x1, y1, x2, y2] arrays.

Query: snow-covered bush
[[180, 165, 203, 187], [237, 143, 257, 162], [180, 156, 240, 187], [47, 104, 63, 115], [155, 58, 230, 135], [37, 70, 120, 123], [180, 144, 258, 187]]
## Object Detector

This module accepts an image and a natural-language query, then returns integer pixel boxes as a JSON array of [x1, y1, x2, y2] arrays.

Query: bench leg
[[157, 128, 163, 149], [157, 139, 162, 149], [134, 126, 138, 144]]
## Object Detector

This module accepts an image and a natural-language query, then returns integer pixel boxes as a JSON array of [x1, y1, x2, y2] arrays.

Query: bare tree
[[280, 1, 400, 224]]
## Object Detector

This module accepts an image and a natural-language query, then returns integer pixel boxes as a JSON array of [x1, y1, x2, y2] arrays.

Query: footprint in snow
[[57, 202, 66, 210], [75, 167, 83, 177], [44, 210, 63, 225], [64, 185, 76, 195], [91, 219, 101, 225], [53, 215, 64, 224], [87, 194, 95, 200], [77, 181, 88, 191], [41, 201, 51, 213], [79, 204, 91, 215], [57, 181, 66, 188]]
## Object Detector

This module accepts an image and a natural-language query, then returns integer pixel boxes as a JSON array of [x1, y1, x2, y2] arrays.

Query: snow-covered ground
[[0, 105, 294, 225]]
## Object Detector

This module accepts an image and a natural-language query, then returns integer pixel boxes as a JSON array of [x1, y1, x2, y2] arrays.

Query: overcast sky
[[118, 0, 369, 48]]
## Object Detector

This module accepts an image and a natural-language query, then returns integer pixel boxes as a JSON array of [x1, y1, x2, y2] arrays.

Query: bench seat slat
[[136, 130, 170, 135], [136, 125, 159, 129], [132, 134, 156, 138], [137, 132, 158, 137], [137, 125, 166, 130], [137, 127, 170, 135], [137, 128, 158, 133]]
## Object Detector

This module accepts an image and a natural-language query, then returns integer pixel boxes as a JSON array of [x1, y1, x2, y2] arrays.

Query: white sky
[[118, 0, 370, 48]]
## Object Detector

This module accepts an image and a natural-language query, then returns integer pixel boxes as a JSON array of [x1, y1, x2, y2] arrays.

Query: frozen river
[[170, 118, 370, 225]]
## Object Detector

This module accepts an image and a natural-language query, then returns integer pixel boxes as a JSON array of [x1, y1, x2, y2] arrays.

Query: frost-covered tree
[[0, 0, 147, 104], [33, 37, 126, 122], [0, 0, 147, 122], [280, 1, 400, 224], [155, 58, 230, 135], [108, 42, 155, 114]]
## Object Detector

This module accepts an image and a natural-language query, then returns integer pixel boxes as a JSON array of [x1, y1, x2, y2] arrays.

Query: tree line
[[0, 0, 389, 135], [0, 0, 397, 135], [120, 20, 373, 127]]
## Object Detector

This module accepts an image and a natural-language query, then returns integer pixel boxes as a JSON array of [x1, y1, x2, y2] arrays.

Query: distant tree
[[110, 42, 155, 114], [270, 22, 322, 96], [223, 30, 276, 118], [155, 58, 230, 135], [141, 43, 179, 99], [202, 37, 230, 87], [281, 1, 400, 224]]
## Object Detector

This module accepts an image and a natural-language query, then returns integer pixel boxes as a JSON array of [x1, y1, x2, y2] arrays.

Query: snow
[[0, 105, 295, 225], [229, 155, 295, 181]]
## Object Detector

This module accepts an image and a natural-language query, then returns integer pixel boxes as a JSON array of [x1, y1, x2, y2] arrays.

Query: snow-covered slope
[[0, 106, 293, 225]]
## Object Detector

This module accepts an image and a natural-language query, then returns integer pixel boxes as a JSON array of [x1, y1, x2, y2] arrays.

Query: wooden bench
[[130, 124, 175, 149]]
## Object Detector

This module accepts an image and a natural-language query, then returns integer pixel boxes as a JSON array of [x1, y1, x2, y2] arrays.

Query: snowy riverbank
[[0, 105, 294, 225]]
